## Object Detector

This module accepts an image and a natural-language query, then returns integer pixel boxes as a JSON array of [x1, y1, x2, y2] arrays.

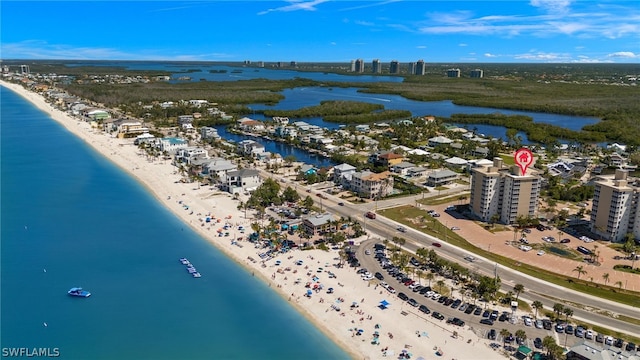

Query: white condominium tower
[[590, 169, 640, 242], [470, 158, 541, 224]]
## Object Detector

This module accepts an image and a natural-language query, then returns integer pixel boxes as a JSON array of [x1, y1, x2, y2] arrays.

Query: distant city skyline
[[2, 1, 639, 63]]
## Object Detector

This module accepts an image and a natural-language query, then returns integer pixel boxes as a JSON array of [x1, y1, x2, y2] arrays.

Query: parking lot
[[353, 239, 639, 354]]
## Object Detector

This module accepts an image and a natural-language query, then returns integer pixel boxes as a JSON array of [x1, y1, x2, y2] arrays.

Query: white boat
[[192, 272, 202, 278]]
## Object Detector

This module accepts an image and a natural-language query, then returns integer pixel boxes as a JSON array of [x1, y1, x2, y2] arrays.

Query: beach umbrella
[[379, 300, 390, 307]]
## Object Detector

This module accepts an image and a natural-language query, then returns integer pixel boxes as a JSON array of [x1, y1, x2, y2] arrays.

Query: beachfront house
[[349, 171, 394, 199], [114, 119, 148, 138], [407, 166, 428, 178], [225, 169, 262, 194], [391, 162, 416, 176], [426, 169, 459, 187], [301, 213, 336, 236], [203, 158, 237, 183], [445, 157, 469, 170], [175, 147, 209, 165], [177, 115, 194, 125], [368, 151, 404, 168], [153, 137, 189, 154]]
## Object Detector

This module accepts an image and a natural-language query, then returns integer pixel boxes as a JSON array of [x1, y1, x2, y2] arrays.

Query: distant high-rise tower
[[351, 60, 356, 72], [372, 59, 381, 74], [409, 62, 417, 75], [290, 61, 297, 68], [355, 59, 365, 73], [257, 61, 265, 68], [20, 65, 30, 74], [243, 60, 251, 65], [389, 60, 400, 74], [447, 68, 461, 78], [2, 65, 9, 74], [470, 69, 484, 78], [415, 60, 426, 75]]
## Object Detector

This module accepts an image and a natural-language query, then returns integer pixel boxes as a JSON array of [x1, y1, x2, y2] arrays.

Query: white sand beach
[[1, 80, 506, 360]]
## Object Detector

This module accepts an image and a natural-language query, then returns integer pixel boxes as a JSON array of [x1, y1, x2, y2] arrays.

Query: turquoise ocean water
[[0, 86, 350, 360]]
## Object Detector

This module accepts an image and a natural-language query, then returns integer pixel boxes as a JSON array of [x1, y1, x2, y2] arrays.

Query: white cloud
[[330, 42, 337, 46], [416, 45, 426, 49], [459, 43, 468, 47], [355, 20, 375, 26], [607, 51, 638, 58], [530, 0, 572, 14], [258, 0, 328, 16], [484, 53, 498, 58], [338, 0, 401, 12], [0, 40, 234, 61]]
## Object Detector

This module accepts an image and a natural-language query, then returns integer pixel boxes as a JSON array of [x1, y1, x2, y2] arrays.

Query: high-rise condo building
[[470, 158, 541, 224], [470, 69, 484, 78], [415, 60, 426, 75], [354, 59, 365, 73], [447, 68, 461, 78], [351, 60, 356, 72], [372, 59, 381, 74], [389, 60, 400, 74], [590, 170, 640, 242]]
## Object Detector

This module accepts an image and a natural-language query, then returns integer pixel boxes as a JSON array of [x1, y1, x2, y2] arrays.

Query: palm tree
[[532, 300, 544, 320], [602, 273, 610, 286], [436, 280, 445, 293], [542, 336, 557, 357], [416, 269, 424, 285], [513, 284, 525, 302], [425, 272, 435, 287], [515, 329, 527, 344], [563, 307, 574, 323], [500, 329, 511, 348], [552, 303, 564, 320], [614, 280, 623, 290], [572, 265, 587, 280]]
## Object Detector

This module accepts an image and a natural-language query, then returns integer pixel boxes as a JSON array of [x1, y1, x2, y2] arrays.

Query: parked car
[[432, 242, 442, 248], [575, 326, 585, 338], [535, 319, 543, 329], [614, 338, 624, 348], [374, 272, 384, 280], [447, 317, 465, 326], [407, 299, 419, 307], [459, 303, 469, 312], [565, 325, 574, 335], [542, 320, 552, 330], [534, 337, 543, 349], [560, 238, 571, 243], [555, 324, 565, 333], [480, 318, 494, 326], [488, 329, 497, 340], [482, 310, 490, 318], [473, 307, 483, 316], [604, 336, 614, 346], [418, 305, 431, 314], [432, 312, 445, 320], [398, 293, 409, 301], [489, 310, 499, 320], [585, 330, 594, 340], [595, 333, 604, 343], [625, 342, 636, 352], [523, 317, 533, 326], [387, 286, 396, 294], [338, 202, 344, 206]]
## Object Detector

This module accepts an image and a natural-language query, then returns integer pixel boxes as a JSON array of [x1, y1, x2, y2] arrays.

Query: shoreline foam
[[1, 80, 505, 360]]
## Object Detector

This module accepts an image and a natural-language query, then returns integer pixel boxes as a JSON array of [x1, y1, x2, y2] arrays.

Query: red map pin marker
[[514, 148, 534, 175]]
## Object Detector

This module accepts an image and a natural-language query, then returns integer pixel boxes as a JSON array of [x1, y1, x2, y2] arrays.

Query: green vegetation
[[378, 205, 640, 308], [446, 113, 606, 145], [613, 264, 640, 275], [262, 100, 412, 123]]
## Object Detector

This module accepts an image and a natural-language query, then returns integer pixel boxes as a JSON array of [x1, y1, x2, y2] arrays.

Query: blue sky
[[2, 1, 639, 63]]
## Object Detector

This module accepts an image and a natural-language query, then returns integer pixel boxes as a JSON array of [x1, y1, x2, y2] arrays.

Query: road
[[260, 169, 640, 337]]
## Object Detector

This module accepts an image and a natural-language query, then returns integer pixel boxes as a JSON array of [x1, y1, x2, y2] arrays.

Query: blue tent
[[379, 300, 390, 309]]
